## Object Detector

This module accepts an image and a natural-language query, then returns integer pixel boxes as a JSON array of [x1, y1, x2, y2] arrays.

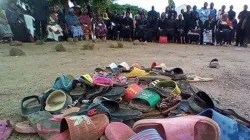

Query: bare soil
[[0, 41, 250, 139]]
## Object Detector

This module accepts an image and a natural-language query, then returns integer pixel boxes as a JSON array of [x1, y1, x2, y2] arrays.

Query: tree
[[168, 0, 175, 8]]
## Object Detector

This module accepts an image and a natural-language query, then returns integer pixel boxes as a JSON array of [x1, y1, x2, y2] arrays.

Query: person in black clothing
[[235, 5, 248, 46], [203, 15, 216, 44], [243, 12, 250, 46], [147, 15, 158, 42], [169, 6, 177, 19], [216, 14, 231, 46], [159, 12, 167, 36], [136, 14, 148, 41], [191, 5, 199, 20], [189, 13, 203, 44], [121, 12, 133, 41], [148, 6, 158, 18], [28, 0, 49, 39], [165, 6, 170, 19], [166, 15, 176, 42], [228, 5, 237, 44], [183, 5, 192, 43], [176, 14, 185, 43]]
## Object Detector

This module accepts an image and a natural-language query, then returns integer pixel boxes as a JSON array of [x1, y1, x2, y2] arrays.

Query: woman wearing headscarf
[[0, 10, 13, 40], [65, 8, 84, 40], [5, 1, 33, 42], [94, 12, 107, 39], [79, 8, 92, 40], [203, 15, 216, 45], [216, 14, 231, 46], [176, 14, 185, 43], [47, 8, 63, 41], [121, 12, 133, 41], [136, 13, 148, 41]]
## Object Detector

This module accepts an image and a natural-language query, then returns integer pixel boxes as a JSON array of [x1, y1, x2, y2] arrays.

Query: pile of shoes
[[2, 62, 249, 140]]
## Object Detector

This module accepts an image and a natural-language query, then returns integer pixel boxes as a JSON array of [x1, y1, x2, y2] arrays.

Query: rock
[[9, 41, 22, 46], [117, 42, 124, 48], [110, 42, 118, 48], [83, 43, 95, 50], [55, 44, 66, 52], [133, 40, 140, 45], [67, 38, 74, 42], [35, 40, 44, 45], [140, 41, 148, 45], [9, 48, 25, 56], [73, 38, 79, 42]]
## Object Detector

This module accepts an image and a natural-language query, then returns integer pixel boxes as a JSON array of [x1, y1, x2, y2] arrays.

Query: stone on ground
[[55, 44, 66, 52], [133, 40, 140, 45], [9, 41, 22, 46], [73, 38, 79, 42], [9, 48, 25, 56], [67, 38, 74, 42], [83, 43, 95, 50], [110, 42, 118, 48], [35, 40, 44, 45], [117, 42, 124, 48]]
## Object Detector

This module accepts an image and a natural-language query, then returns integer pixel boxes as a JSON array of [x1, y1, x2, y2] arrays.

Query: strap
[[214, 107, 250, 128], [136, 89, 161, 108], [21, 95, 41, 113]]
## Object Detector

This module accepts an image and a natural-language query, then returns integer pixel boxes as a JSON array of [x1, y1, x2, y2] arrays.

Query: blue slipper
[[199, 109, 250, 140], [52, 75, 75, 92]]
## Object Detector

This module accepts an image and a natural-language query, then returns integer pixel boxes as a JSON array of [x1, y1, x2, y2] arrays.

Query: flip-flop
[[131, 62, 143, 70], [187, 75, 213, 83], [0, 120, 13, 140], [129, 88, 161, 113], [69, 80, 87, 101], [105, 122, 136, 140], [50, 107, 81, 122], [138, 76, 171, 86], [164, 68, 184, 76], [209, 59, 219, 68], [199, 109, 250, 140], [45, 90, 73, 114], [86, 86, 125, 101], [14, 121, 36, 134], [28, 111, 61, 139], [133, 115, 220, 140], [48, 114, 109, 140], [93, 72, 114, 87], [123, 84, 143, 101], [177, 80, 196, 99], [126, 67, 149, 78], [156, 94, 182, 116], [178, 91, 214, 114], [129, 129, 163, 140], [118, 62, 131, 72], [52, 75, 75, 92], [151, 80, 181, 97], [21, 95, 42, 117], [79, 74, 94, 87]]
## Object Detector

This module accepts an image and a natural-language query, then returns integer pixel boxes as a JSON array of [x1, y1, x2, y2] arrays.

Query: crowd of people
[[0, 0, 250, 47]]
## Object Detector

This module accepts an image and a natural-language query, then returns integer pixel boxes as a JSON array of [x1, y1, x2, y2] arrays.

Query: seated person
[[5, 1, 33, 42], [188, 13, 203, 44], [65, 8, 84, 40], [176, 14, 185, 43], [216, 14, 231, 46], [0, 10, 13, 41], [147, 14, 158, 42], [203, 15, 216, 45], [47, 8, 63, 41], [93, 12, 107, 39], [121, 12, 133, 41], [103, 13, 111, 39], [166, 15, 176, 42], [136, 14, 147, 41], [79, 9, 92, 40]]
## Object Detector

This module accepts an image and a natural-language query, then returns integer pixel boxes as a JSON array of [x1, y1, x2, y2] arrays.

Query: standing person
[[228, 5, 237, 44], [28, 0, 49, 39], [217, 5, 226, 20], [191, 5, 199, 20], [199, 2, 210, 24], [159, 12, 167, 36], [180, 9, 185, 16], [210, 2, 217, 21], [243, 12, 250, 47], [165, 6, 170, 19], [166, 15, 176, 42], [183, 5, 192, 43], [121, 12, 133, 41], [235, 5, 248, 46], [176, 14, 185, 43], [148, 6, 158, 18]]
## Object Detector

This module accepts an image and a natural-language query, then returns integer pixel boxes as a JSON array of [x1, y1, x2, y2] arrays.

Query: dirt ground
[[1, 41, 250, 139]]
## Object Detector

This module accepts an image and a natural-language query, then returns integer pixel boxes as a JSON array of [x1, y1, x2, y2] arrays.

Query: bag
[[159, 36, 168, 44]]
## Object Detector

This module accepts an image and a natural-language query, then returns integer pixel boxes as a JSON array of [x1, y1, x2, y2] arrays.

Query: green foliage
[[168, 0, 175, 8]]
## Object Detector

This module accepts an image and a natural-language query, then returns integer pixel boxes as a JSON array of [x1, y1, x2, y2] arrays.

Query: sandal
[[0, 120, 13, 140], [209, 59, 219, 68], [21, 95, 42, 117]]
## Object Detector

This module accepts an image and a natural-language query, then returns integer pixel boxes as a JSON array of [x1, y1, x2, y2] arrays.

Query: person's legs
[[41, 20, 47, 39], [35, 20, 41, 38]]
